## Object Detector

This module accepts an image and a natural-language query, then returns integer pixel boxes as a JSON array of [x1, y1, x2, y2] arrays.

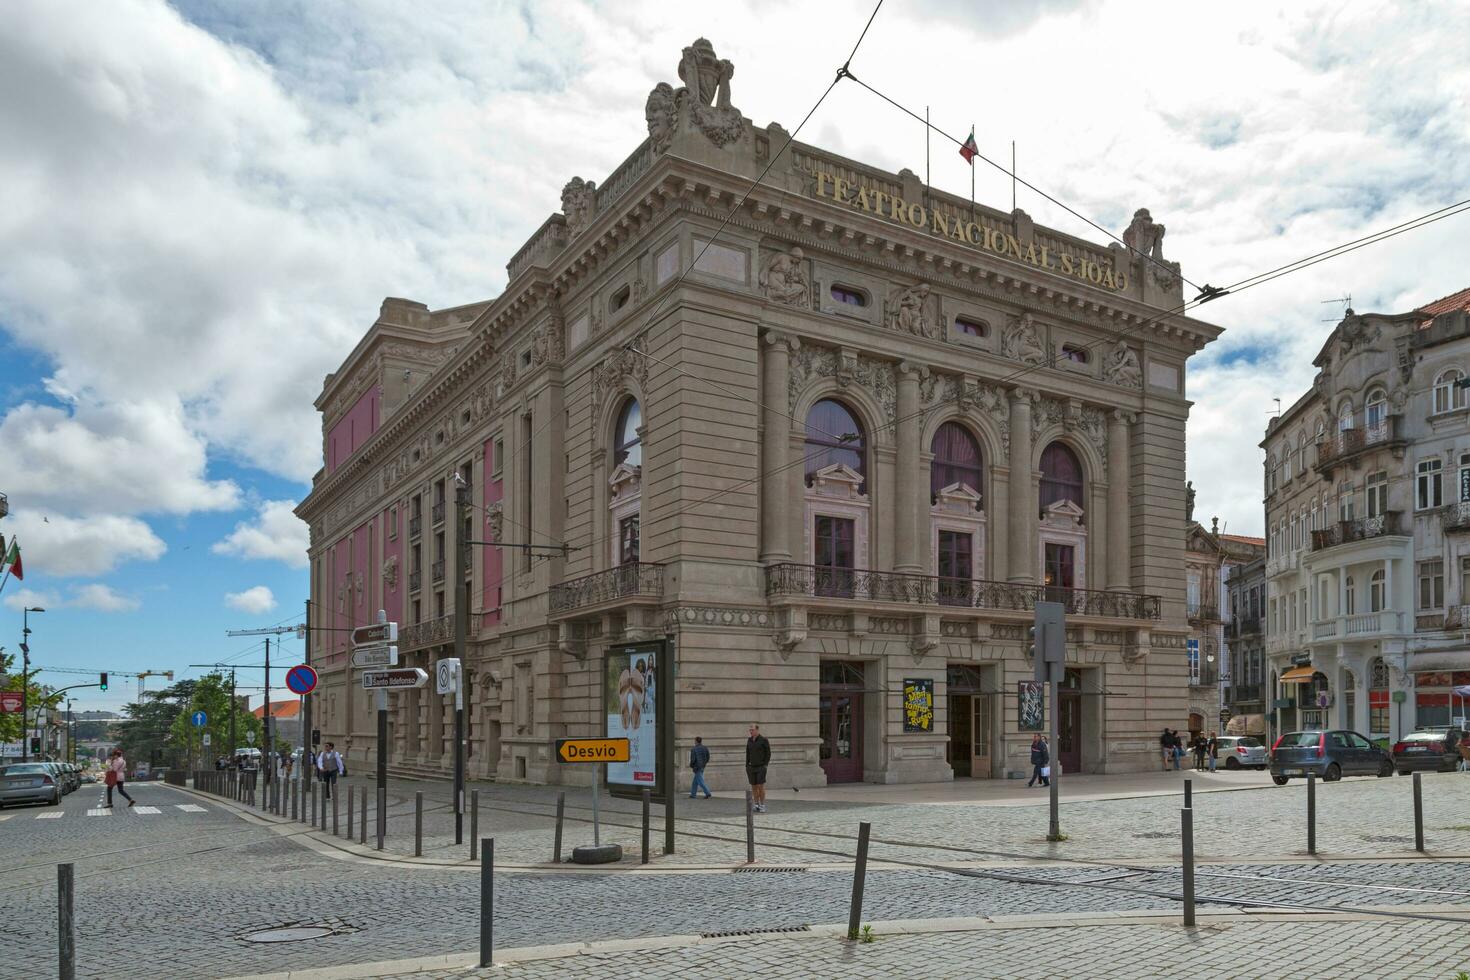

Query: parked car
[[1270, 729, 1394, 783], [79, 772, 98, 785], [0, 763, 62, 807], [1215, 736, 1268, 770], [1391, 730, 1465, 774], [62, 763, 81, 793], [40, 762, 73, 795]]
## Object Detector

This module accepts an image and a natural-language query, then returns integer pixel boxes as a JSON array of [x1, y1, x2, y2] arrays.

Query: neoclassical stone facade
[[296, 39, 1222, 788]]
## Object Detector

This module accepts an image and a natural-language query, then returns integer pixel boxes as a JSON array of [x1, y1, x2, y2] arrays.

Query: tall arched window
[[805, 399, 866, 493], [930, 422, 983, 504], [1434, 369, 1464, 414], [1370, 568, 1385, 612], [1365, 388, 1388, 432], [1339, 400, 1355, 431], [1345, 575, 1356, 615], [1039, 442, 1084, 510], [614, 398, 643, 467]]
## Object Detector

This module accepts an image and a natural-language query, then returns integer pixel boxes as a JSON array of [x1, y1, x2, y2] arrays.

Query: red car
[[1391, 730, 1464, 775]]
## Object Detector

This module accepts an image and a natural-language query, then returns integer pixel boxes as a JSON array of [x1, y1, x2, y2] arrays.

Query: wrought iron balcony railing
[[431, 559, 445, 583], [549, 563, 665, 615], [408, 569, 422, 592], [431, 501, 446, 525], [1310, 512, 1401, 552], [1226, 617, 1263, 639], [409, 514, 423, 538], [1315, 414, 1403, 471], [400, 612, 482, 652], [763, 564, 1161, 620], [1442, 500, 1470, 533]]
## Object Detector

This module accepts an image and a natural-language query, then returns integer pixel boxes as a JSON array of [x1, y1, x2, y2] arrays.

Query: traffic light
[[99, 672, 108, 692]]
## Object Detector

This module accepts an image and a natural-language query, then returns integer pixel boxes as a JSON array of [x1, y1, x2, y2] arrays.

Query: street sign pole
[[454, 483, 469, 845], [264, 637, 273, 793], [373, 610, 389, 825]]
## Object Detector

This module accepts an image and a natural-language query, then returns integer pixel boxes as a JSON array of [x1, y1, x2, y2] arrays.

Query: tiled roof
[[1417, 286, 1470, 317], [252, 700, 302, 719], [1220, 533, 1265, 547]]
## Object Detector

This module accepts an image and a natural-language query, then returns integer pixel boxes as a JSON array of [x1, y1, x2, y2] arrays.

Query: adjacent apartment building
[[1262, 288, 1470, 744], [296, 39, 1224, 788], [1224, 555, 1268, 735], [1185, 515, 1265, 735]]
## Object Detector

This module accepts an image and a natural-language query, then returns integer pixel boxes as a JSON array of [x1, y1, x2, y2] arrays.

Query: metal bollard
[[333, 787, 340, 836], [479, 838, 494, 967], [58, 863, 75, 980], [1181, 806, 1196, 926], [415, 791, 424, 857], [347, 785, 354, 840], [641, 788, 651, 865], [553, 792, 565, 863], [360, 788, 368, 845], [745, 790, 756, 864], [377, 787, 386, 851], [470, 790, 479, 861], [846, 822, 871, 941], [321, 786, 329, 831], [290, 779, 297, 821], [1413, 772, 1424, 852], [1306, 771, 1316, 855], [1184, 777, 1192, 810]]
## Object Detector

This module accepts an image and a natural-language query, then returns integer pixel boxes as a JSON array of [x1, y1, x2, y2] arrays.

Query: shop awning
[[1280, 666, 1316, 683]]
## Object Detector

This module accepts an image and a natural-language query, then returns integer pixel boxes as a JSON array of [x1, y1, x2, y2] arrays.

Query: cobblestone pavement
[[254, 768, 1470, 869], [391, 918, 1470, 979]]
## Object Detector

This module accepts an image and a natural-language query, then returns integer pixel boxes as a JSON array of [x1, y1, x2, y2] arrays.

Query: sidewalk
[[224, 909, 1470, 979]]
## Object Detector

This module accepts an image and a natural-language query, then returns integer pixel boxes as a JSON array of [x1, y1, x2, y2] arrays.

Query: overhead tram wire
[[567, 198, 1470, 558]]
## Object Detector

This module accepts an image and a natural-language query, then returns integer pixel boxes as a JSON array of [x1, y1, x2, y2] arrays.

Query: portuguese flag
[[959, 128, 978, 164], [3, 539, 21, 581]]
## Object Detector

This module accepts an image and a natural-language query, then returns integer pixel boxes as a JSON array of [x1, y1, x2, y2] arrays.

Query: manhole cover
[[1133, 832, 1175, 840], [243, 927, 334, 944]]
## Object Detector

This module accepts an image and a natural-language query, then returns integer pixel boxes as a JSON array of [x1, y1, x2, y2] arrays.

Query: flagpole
[[970, 122, 976, 222], [1011, 140, 1017, 212], [925, 105, 930, 189]]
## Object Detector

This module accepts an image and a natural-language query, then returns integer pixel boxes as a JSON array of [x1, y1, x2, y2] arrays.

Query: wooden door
[[1059, 693, 1083, 774], [972, 695, 993, 778], [819, 692, 863, 783], [949, 694, 972, 777]]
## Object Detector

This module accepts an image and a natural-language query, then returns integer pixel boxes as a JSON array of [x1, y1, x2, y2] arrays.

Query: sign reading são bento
[[807, 168, 1129, 292]]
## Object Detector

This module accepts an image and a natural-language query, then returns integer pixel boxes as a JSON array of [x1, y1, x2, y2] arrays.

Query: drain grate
[[1133, 832, 1175, 840], [1360, 835, 1413, 844], [238, 919, 359, 944], [733, 866, 808, 873], [701, 925, 811, 939]]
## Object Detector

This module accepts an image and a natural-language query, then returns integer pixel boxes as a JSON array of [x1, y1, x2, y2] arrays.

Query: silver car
[[0, 763, 63, 807], [1216, 736, 1268, 770]]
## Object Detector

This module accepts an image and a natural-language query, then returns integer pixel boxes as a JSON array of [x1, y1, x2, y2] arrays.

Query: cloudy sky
[[2, 0, 1468, 711]]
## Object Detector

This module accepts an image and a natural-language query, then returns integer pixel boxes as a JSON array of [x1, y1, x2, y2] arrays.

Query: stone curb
[[219, 904, 1470, 979]]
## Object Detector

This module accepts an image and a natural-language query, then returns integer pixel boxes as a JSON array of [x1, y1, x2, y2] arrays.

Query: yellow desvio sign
[[555, 737, 631, 764]]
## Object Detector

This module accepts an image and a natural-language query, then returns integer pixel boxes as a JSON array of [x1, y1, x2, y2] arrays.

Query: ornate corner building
[[1261, 288, 1470, 743], [295, 39, 1223, 788]]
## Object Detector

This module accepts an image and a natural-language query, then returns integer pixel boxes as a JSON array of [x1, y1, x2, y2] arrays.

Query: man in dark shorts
[[745, 723, 771, 812]]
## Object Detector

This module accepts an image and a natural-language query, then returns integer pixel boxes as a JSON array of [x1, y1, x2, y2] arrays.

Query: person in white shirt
[[315, 742, 344, 799]]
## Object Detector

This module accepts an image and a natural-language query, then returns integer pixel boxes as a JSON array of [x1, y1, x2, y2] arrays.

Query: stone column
[[894, 362, 923, 574], [1107, 410, 1133, 591], [760, 332, 795, 565], [1007, 388, 1034, 583]]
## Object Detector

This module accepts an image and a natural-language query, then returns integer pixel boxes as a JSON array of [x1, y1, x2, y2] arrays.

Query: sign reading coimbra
[[808, 169, 1128, 292]]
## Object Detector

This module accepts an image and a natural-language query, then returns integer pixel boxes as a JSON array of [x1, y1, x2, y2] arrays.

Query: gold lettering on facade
[[804, 168, 1126, 292]]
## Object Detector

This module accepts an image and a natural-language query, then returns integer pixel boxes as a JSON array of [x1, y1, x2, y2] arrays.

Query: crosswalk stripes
[[86, 808, 111, 817], [175, 804, 206, 812], [132, 806, 163, 814], [0, 813, 13, 822], [36, 811, 64, 819]]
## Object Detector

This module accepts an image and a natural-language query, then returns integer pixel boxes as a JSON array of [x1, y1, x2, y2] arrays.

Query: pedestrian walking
[[316, 742, 344, 799], [745, 724, 771, 813], [1028, 734, 1050, 787], [104, 748, 135, 808], [1207, 731, 1219, 773], [688, 736, 713, 799]]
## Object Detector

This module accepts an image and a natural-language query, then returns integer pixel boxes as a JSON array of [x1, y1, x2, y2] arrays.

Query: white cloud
[[224, 585, 276, 615], [2, 512, 167, 577], [212, 499, 309, 568], [2, 588, 62, 612], [68, 583, 141, 613]]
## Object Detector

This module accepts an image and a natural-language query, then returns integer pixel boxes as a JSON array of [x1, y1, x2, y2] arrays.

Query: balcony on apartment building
[[431, 558, 445, 583], [399, 612, 484, 653], [1310, 610, 1408, 643], [1187, 600, 1221, 624], [1442, 501, 1470, 534], [1266, 550, 1301, 578], [1314, 414, 1406, 475], [1310, 512, 1403, 553], [409, 514, 423, 538], [763, 564, 1162, 621], [431, 501, 446, 526], [408, 569, 422, 592], [549, 562, 666, 619], [1189, 663, 1219, 687], [1226, 616, 1263, 640]]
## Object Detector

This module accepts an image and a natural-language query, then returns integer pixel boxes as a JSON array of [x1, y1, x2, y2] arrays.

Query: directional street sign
[[351, 644, 399, 669], [285, 664, 319, 695], [352, 623, 399, 647], [436, 658, 461, 695], [190, 710, 208, 728], [360, 668, 429, 691], [555, 737, 630, 764]]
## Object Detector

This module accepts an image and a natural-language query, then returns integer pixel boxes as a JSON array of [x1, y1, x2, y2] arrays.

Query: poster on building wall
[[1018, 681, 1045, 732], [604, 641, 665, 794], [903, 679, 934, 733]]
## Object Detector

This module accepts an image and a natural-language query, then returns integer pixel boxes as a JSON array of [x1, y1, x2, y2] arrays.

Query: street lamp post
[[19, 606, 44, 763]]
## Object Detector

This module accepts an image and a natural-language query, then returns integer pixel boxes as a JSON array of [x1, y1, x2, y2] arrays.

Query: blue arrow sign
[[190, 710, 207, 728]]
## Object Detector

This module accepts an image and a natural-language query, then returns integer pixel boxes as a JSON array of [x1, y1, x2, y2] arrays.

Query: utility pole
[[1030, 601, 1066, 842], [229, 667, 238, 757], [263, 638, 272, 790], [454, 482, 469, 844], [303, 599, 313, 759]]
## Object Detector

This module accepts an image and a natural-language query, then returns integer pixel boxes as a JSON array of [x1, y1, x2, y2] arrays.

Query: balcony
[[1310, 610, 1406, 643], [763, 564, 1162, 620], [1187, 601, 1220, 624], [431, 559, 445, 583], [1226, 617, 1262, 640], [409, 514, 423, 538], [1442, 501, 1470, 533], [400, 612, 483, 653], [1314, 414, 1405, 474], [549, 563, 666, 617], [1266, 551, 1300, 578], [1310, 512, 1402, 552], [431, 501, 446, 526], [408, 569, 422, 592], [1227, 683, 1264, 706], [1189, 663, 1219, 687]]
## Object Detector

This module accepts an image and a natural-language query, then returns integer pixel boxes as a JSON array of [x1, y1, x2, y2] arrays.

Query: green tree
[[116, 680, 196, 767], [1, 649, 62, 745], [167, 673, 260, 767]]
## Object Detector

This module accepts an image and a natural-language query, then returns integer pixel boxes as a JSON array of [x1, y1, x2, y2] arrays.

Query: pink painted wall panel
[[350, 522, 372, 646], [483, 438, 504, 627], [381, 505, 403, 626], [326, 386, 381, 475]]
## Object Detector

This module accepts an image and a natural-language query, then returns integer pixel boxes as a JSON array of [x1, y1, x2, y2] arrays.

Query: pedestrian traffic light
[[30, 737, 41, 755], [99, 672, 108, 691]]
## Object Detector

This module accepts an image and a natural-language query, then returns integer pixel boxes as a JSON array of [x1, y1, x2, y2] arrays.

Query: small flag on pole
[[959, 128, 978, 164], [3, 539, 21, 581]]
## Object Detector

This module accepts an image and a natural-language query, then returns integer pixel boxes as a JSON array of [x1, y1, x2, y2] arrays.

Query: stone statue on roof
[[645, 38, 746, 152]]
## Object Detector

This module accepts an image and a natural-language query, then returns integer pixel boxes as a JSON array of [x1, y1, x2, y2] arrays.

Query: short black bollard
[[58, 863, 75, 980], [1184, 777, 1192, 810], [1181, 806, 1196, 927], [1306, 771, 1317, 855], [360, 789, 368, 846], [470, 790, 479, 861], [745, 790, 755, 864], [641, 788, 651, 865], [553, 792, 565, 863], [347, 785, 354, 841], [377, 787, 386, 851], [847, 822, 871, 941], [479, 837, 494, 967], [415, 791, 424, 857], [333, 788, 340, 836], [1413, 772, 1425, 852]]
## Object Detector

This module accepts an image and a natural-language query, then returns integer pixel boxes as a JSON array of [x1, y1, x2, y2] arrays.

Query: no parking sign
[[286, 664, 318, 695]]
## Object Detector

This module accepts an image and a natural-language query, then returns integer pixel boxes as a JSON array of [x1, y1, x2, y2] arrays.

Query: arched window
[[1345, 575, 1356, 615], [1338, 400, 1354, 431], [1039, 442, 1084, 510], [614, 398, 643, 467], [1365, 388, 1388, 432], [930, 422, 983, 504], [1369, 568, 1385, 612], [1266, 454, 1276, 494], [1433, 369, 1464, 414], [805, 399, 866, 492], [1315, 419, 1326, 443]]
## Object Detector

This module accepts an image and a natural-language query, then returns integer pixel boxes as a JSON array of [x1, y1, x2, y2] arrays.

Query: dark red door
[[819, 692, 863, 782], [1059, 692, 1083, 774]]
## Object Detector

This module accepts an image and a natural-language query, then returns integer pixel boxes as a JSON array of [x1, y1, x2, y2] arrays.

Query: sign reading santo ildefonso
[[807, 168, 1128, 293]]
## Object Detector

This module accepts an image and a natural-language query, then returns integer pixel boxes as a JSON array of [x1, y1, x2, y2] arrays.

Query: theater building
[[296, 39, 1223, 788]]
